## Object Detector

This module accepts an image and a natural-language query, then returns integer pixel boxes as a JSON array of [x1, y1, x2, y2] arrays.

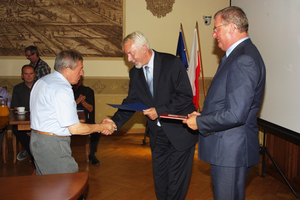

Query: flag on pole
[[176, 31, 189, 69], [188, 28, 201, 110]]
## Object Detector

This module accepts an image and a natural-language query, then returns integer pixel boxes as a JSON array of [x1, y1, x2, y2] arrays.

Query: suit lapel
[[216, 54, 227, 74], [152, 51, 162, 99], [207, 39, 251, 97], [215, 39, 251, 75]]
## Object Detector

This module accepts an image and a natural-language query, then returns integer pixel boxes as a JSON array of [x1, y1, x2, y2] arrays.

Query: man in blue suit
[[183, 6, 266, 200], [103, 31, 198, 199]]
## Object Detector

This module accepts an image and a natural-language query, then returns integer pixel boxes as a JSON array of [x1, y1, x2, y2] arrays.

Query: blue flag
[[176, 31, 188, 69]]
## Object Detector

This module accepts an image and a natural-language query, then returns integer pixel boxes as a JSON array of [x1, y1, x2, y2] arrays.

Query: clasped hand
[[76, 94, 86, 104], [101, 118, 117, 135]]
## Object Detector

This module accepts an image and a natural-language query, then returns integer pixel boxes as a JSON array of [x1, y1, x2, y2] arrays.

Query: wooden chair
[[2, 131, 22, 163], [85, 135, 90, 162], [1, 127, 8, 163]]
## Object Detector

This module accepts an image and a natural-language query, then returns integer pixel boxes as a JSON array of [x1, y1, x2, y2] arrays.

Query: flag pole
[[196, 21, 206, 98], [180, 23, 190, 62]]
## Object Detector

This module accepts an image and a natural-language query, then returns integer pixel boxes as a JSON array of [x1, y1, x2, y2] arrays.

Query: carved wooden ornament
[[145, 0, 175, 18]]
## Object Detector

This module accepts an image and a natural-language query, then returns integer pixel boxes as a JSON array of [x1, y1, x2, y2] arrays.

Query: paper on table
[[107, 102, 149, 112], [160, 113, 188, 120]]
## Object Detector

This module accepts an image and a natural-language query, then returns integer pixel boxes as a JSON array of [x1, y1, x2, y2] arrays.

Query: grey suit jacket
[[196, 39, 266, 167], [111, 50, 198, 151]]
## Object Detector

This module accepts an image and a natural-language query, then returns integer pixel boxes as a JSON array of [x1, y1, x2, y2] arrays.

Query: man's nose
[[127, 54, 133, 62]]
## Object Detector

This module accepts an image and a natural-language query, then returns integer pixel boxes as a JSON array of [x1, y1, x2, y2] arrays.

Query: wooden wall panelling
[[266, 131, 300, 194]]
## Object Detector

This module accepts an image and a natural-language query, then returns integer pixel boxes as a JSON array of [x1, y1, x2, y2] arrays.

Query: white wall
[[232, 0, 300, 133]]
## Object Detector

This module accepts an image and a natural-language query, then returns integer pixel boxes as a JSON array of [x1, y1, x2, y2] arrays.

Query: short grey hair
[[54, 50, 83, 73], [214, 6, 249, 33], [25, 45, 39, 57], [122, 31, 150, 50]]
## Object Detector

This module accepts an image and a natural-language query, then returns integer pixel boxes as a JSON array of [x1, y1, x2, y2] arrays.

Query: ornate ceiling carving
[[145, 0, 175, 18]]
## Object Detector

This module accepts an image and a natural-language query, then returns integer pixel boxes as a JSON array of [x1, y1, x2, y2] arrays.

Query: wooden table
[[0, 172, 88, 200], [6, 110, 87, 163], [8, 111, 86, 130]]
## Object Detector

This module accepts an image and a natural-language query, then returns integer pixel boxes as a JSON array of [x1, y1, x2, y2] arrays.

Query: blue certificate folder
[[107, 102, 149, 112]]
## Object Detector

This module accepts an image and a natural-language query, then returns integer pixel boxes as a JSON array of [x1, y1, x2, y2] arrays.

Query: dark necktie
[[221, 55, 226, 64], [144, 66, 153, 96], [216, 55, 227, 73]]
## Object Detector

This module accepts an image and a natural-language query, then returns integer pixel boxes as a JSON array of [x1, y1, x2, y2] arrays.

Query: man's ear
[[229, 22, 237, 33], [142, 45, 148, 53]]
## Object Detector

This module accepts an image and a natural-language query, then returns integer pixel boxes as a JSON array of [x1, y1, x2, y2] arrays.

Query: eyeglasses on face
[[213, 24, 228, 32], [25, 54, 33, 58]]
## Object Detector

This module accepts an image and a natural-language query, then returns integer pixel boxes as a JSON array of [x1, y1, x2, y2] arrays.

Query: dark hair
[[24, 45, 39, 57], [54, 50, 83, 73], [214, 6, 249, 33], [21, 65, 34, 73]]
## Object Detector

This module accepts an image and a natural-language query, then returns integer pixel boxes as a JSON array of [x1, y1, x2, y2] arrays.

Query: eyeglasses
[[25, 54, 33, 58], [213, 24, 227, 32]]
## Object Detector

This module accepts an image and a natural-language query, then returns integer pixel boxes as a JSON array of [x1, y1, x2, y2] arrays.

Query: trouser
[[151, 128, 195, 200], [90, 132, 100, 154], [30, 130, 78, 175], [211, 164, 253, 200], [12, 125, 31, 155]]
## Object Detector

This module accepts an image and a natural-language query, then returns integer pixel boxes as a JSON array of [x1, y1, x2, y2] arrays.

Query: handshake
[[98, 118, 117, 135]]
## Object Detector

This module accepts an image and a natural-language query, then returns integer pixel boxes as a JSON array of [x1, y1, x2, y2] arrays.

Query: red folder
[[160, 113, 188, 120]]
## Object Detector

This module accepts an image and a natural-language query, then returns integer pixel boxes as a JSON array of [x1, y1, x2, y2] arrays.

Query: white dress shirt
[[30, 71, 79, 136]]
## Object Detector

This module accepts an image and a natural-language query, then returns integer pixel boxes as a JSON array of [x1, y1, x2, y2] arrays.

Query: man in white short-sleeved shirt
[[30, 50, 116, 175]]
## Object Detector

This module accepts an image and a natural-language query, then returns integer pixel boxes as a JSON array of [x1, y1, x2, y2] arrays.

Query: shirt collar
[[143, 49, 154, 69], [226, 37, 249, 57]]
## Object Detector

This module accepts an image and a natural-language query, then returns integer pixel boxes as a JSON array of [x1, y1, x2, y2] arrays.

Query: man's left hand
[[182, 112, 200, 130], [143, 107, 158, 120]]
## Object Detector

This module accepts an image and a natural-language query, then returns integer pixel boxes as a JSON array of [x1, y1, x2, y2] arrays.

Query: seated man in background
[[25, 45, 51, 82], [73, 77, 100, 165], [30, 50, 116, 175], [11, 65, 35, 161]]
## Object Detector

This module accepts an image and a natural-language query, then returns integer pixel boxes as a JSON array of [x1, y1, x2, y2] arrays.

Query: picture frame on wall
[[0, 0, 124, 58]]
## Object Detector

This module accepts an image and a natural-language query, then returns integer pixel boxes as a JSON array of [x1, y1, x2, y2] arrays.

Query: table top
[[0, 172, 88, 200], [8, 110, 30, 125]]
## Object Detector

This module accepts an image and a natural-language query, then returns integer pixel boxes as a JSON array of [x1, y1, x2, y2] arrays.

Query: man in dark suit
[[103, 31, 198, 199], [183, 6, 266, 200]]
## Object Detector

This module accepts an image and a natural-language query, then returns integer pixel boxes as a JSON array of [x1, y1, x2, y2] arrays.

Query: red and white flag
[[188, 28, 201, 110]]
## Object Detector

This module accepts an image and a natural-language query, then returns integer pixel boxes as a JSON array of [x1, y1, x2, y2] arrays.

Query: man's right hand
[[100, 118, 117, 135]]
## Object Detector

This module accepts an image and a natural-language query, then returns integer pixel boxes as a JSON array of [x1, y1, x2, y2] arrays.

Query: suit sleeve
[[111, 70, 138, 130], [196, 55, 260, 135]]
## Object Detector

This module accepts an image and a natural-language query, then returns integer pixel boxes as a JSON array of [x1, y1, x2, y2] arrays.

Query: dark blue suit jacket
[[112, 50, 198, 151], [196, 39, 266, 167]]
